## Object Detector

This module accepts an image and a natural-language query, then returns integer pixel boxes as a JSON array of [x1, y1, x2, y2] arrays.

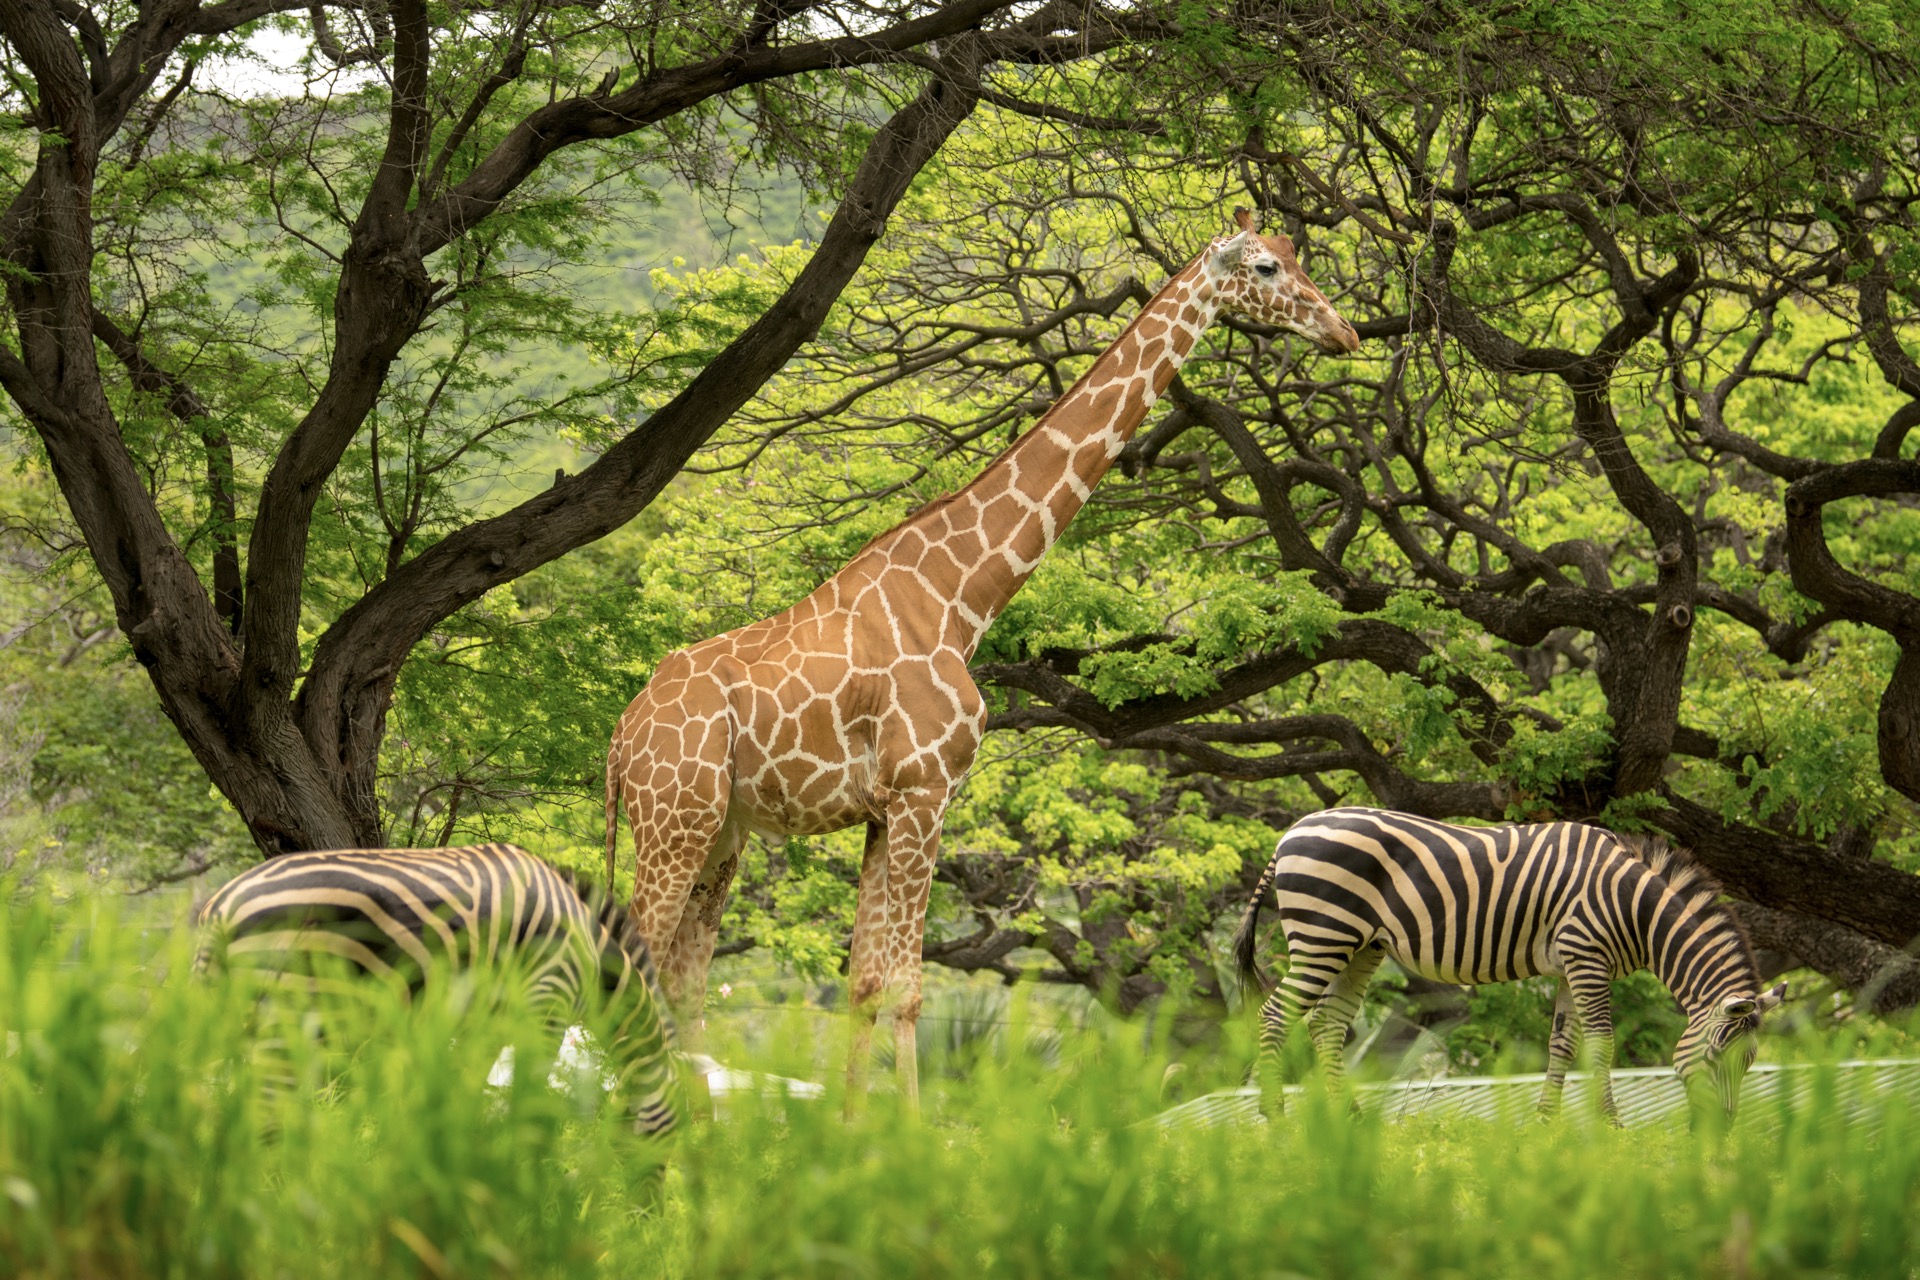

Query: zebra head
[[1675, 983, 1788, 1115]]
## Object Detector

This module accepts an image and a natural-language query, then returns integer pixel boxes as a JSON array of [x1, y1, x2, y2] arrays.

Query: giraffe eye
[[1255, 262, 1278, 278]]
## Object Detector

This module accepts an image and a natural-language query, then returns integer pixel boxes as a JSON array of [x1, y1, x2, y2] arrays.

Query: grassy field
[[4, 889, 1918, 1279]]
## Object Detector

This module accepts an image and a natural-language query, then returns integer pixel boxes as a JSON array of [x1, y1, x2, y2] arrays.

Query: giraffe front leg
[[873, 789, 949, 1117], [844, 820, 889, 1118], [1537, 979, 1577, 1119]]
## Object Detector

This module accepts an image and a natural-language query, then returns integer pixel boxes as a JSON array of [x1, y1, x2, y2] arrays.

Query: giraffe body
[[608, 209, 1360, 1109]]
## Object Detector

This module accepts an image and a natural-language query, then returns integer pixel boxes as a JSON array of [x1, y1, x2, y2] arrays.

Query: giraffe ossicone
[[606, 206, 1360, 1113]]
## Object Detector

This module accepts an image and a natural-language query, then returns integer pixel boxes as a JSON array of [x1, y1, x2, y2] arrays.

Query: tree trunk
[[0, 0, 1002, 854]]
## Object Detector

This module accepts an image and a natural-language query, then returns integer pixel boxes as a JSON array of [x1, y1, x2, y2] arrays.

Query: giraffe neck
[[842, 252, 1224, 656]]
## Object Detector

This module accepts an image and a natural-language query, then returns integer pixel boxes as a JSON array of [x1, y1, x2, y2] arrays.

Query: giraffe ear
[[1211, 230, 1250, 275]]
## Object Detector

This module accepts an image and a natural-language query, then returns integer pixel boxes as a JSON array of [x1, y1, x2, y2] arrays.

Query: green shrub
[[4, 886, 1917, 1278]]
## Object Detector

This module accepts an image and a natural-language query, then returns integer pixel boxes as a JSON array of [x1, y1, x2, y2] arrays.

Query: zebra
[[196, 842, 684, 1144], [1231, 807, 1786, 1121]]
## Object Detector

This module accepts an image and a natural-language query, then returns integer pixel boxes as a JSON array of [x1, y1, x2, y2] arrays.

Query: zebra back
[[197, 843, 580, 985], [196, 843, 681, 1137], [1235, 808, 1760, 1008]]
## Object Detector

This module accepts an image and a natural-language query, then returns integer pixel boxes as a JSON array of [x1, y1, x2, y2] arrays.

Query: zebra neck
[[1642, 894, 1753, 1012]]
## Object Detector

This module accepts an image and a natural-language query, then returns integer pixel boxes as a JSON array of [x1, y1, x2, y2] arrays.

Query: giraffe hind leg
[[654, 821, 747, 1057], [844, 818, 890, 1116], [619, 710, 735, 1027], [626, 815, 732, 1029]]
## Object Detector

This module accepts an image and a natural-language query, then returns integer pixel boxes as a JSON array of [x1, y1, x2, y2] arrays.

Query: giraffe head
[[1206, 207, 1360, 354]]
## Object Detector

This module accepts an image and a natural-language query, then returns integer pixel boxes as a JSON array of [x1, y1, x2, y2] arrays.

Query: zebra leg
[[595, 981, 684, 1213], [1253, 935, 1359, 1116], [244, 1004, 302, 1139], [1537, 979, 1577, 1118], [1253, 984, 1308, 1117], [1307, 943, 1386, 1101], [1564, 961, 1621, 1125]]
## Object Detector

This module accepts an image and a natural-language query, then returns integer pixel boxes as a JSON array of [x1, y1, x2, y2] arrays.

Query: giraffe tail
[[604, 745, 623, 896], [1231, 842, 1284, 995]]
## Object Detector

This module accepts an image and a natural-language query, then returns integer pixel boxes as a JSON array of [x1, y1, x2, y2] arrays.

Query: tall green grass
[[4, 889, 1917, 1278]]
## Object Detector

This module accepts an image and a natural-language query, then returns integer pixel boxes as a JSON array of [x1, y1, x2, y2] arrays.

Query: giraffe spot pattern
[[605, 219, 1360, 1103]]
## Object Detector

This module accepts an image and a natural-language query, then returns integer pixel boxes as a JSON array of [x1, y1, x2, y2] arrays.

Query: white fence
[[1153, 1058, 1920, 1131]]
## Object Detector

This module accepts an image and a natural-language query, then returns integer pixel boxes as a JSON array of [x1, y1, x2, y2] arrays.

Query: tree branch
[[1737, 900, 1920, 1014], [1785, 459, 1920, 802], [413, 0, 1021, 254], [295, 47, 989, 814], [89, 308, 241, 631]]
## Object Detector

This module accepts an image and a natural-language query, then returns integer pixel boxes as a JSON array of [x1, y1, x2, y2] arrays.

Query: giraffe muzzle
[[1310, 313, 1362, 355]]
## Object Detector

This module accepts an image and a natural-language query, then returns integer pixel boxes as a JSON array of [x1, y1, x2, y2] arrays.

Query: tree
[[0, 0, 1139, 856], [657, 0, 1920, 1013], [7, 0, 1920, 1033]]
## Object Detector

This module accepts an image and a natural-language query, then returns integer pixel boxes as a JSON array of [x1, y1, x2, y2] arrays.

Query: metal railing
[[1153, 1058, 1920, 1131]]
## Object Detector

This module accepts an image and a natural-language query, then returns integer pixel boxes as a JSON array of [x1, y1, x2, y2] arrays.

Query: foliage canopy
[[4, 0, 1920, 1044]]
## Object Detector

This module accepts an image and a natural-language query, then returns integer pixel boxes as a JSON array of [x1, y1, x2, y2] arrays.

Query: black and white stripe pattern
[[1232, 808, 1785, 1118], [197, 843, 682, 1140]]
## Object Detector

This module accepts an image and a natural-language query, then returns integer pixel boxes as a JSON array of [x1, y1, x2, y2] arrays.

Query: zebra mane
[[554, 867, 657, 975], [1609, 832, 1758, 973]]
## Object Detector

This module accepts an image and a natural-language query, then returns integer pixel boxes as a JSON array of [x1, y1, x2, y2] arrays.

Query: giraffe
[[606, 206, 1360, 1110]]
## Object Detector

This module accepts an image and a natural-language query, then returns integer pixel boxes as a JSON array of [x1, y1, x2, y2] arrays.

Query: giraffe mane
[[842, 490, 967, 564], [1609, 832, 1759, 981], [836, 254, 1215, 571]]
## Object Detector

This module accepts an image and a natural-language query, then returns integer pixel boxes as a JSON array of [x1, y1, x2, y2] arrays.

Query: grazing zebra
[[197, 843, 683, 1143], [1232, 808, 1786, 1120]]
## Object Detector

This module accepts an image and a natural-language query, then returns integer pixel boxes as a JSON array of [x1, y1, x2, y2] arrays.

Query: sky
[[199, 20, 379, 99]]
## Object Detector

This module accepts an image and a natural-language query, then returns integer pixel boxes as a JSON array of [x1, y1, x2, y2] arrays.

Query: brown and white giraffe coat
[[607, 208, 1359, 1108]]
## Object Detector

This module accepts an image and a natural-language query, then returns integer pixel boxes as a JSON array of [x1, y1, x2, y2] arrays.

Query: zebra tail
[[604, 748, 623, 895], [1231, 852, 1281, 994]]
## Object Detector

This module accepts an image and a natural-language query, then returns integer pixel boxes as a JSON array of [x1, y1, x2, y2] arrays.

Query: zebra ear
[[1756, 982, 1788, 1014], [1721, 997, 1757, 1019]]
